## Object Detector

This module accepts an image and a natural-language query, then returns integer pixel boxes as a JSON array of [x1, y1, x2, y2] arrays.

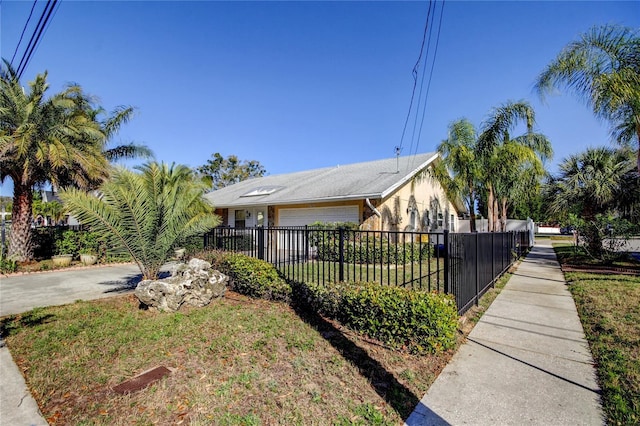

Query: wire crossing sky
[[1, 1, 638, 197]]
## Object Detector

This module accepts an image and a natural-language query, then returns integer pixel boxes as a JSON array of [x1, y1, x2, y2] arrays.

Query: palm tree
[[434, 119, 481, 231], [546, 147, 635, 255], [60, 162, 221, 280], [477, 101, 552, 231], [535, 24, 640, 171], [92, 105, 154, 162], [0, 64, 109, 261], [0, 61, 152, 261]]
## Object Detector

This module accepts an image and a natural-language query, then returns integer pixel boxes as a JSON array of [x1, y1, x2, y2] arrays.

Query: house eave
[[380, 152, 439, 199]]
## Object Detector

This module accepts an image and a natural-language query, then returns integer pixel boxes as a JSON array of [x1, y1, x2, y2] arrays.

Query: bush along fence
[[204, 226, 531, 315]]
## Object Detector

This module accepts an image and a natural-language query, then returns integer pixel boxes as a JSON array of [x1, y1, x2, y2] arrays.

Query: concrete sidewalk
[[406, 240, 604, 425]]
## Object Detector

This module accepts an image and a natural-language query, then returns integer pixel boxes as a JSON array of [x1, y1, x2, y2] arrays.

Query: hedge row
[[316, 239, 435, 264], [196, 250, 291, 302], [295, 281, 458, 354], [192, 249, 458, 354]]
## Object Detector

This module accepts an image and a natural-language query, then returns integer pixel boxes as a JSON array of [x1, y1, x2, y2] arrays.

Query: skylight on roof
[[240, 186, 283, 197]]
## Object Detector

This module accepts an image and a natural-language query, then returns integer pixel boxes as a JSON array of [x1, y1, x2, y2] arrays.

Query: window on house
[[437, 213, 444, 228], [234, 210, 246, 228], [450, 214, 455, 232]]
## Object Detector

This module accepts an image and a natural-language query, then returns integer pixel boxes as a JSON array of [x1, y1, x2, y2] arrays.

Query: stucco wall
[[373, 168, 458, 233]]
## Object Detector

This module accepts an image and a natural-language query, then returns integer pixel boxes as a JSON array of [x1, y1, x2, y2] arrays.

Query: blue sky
[[1, 0, 639, 198]]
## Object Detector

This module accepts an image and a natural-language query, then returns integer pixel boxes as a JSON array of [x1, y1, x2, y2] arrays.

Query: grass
[[553, 245, 640, 425], [1, 292, 457, 425], [279, 259, 445, 292]]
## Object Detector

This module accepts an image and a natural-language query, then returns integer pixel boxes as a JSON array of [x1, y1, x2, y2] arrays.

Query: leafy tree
[[60, 162, 221, 280], [433, 119, 481, 231], [477, 101, 552, 231], [0, 62, 152, 261], [535, 24, 640, 172], [546, 147, 636, 256], [197, 153, 266, 190]]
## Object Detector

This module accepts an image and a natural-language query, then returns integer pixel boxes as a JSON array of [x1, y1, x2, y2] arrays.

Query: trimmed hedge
[[316, 239, 433, 264], [195, 250, 291, 302], [340, 283, 458, 354], [294, 281, 458, 354]]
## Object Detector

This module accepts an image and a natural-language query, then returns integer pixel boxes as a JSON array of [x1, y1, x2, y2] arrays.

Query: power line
[[407, 0, 440, 161], [10, 0, 39, 68], [16, 0, 60, 80], [396, 0, 434, 155], [412, 0, 446, 158]]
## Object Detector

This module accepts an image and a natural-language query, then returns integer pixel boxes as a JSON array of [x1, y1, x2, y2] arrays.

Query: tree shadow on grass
[[0, 309, 55, 341], [290, 301, 420, 420]]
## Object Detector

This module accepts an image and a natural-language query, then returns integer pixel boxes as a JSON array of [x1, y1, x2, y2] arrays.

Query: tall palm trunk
[[8, 182, 34, 261], [468, 181, 477, 232], [500, 197, 508, 232], [487, 185, 495, 232], [493, 197, 500, 233]]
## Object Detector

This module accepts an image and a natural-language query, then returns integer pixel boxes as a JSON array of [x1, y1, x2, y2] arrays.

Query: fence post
[[338, 227, 345, 282], [475, 232, 480, 306], [257, 227, 265, 260], [304, 225, 309, 261], [491, 232, 495, 286], [443, 230, 449, 294]]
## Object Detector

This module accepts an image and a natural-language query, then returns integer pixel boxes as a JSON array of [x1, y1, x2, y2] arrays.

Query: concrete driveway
[[0, 263, 150, 317]]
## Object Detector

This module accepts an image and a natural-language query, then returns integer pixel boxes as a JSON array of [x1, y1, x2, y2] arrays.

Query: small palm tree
[[535, 24, 640, 171], [546, 147, 635, 255], [60, 162, 221, 280]]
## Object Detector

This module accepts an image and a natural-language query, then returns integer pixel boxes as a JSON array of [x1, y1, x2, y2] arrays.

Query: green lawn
[[1, 292, 455, 425], [555, 245, 640, 425]]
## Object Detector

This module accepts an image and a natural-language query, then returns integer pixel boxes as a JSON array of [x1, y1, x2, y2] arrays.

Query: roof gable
[[204, 152, 439, 207]]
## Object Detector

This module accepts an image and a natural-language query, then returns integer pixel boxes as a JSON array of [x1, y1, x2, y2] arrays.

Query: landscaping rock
[[134, 258, 228, 312]]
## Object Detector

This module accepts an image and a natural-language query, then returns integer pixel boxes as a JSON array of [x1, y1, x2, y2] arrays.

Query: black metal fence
[[204, 226, 531, 315]]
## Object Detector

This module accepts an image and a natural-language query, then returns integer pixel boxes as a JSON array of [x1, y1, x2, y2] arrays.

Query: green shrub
[[295, 280, 458, 354], [292, 280, 346, 319], [78, 231, 101, 255], [175, 234, 205, 255], [32, 227, 60, 259], [55, 230, 79, 256], [201, 250, 291, 302], [316, 238, 433, 264], [0, 256, 18, 273], [340, 283, 458, 354]]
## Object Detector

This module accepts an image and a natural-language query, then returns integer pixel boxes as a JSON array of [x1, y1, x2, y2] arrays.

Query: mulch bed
[[561, 264, 640, 276]]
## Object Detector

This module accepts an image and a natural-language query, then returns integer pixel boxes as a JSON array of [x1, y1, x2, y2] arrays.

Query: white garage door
[[278, 206, 359, 226]]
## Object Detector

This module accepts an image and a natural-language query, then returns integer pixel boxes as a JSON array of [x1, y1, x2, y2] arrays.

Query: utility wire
[[16, 0, 59, 80], [412, 0, 446, 158], [10, 0, 39, 68], [15, 0, 51, 76], [407, 0, 438, 162], [10, 0, 38, 67], [396, 1, 434, 155]]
